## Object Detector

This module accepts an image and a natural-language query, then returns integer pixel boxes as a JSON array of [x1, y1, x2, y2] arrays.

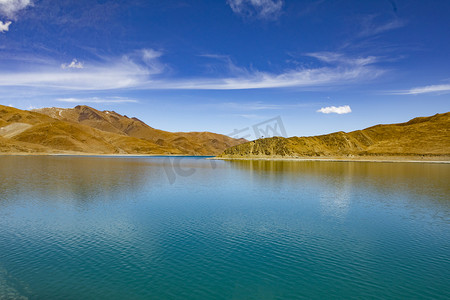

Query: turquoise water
[[0, 156, 449, 299]]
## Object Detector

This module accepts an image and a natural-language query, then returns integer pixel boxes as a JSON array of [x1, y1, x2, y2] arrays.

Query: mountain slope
[[34, 105, 245, 155], [219, 112, 450, 160], [0, 105, 179, 154], [0, 105, 244, 155]]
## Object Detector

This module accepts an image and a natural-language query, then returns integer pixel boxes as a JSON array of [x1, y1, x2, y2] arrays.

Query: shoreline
[[212, 156, 450, 164], [1, 152, 449, 163], [0, 152, 211, 157]]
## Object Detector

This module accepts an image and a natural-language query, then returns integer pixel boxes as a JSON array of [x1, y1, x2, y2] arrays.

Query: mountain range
[[219, 112, 450, 161], [1, 105, 448, 160], [0, 105, 245, 155]]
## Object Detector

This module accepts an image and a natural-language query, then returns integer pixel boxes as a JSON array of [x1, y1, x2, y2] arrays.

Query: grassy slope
[[34, 105, 245, 155], [0, 105, 244, 155], [220, 112, 450, 159], [0, 105, 180, 154]]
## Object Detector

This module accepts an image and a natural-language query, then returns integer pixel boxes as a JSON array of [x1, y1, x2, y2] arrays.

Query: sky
[[0, 0, 449, 138]]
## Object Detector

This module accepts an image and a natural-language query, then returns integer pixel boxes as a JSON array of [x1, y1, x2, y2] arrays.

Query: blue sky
[[0, 0, 449, 138]]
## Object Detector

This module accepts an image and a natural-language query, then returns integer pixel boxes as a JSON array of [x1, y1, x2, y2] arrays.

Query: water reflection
[[226, 159, 450, 205], [1, 156, 448, 217], [0, 156, 163, 208], [0, 156, 449, 299]]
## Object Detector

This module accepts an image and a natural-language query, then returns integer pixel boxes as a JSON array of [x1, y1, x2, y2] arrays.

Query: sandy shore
[[212, 156, 450, 164]]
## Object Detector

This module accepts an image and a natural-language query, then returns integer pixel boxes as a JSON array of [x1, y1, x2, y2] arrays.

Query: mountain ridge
[[0, 105, 245, 155], [219, 112, 450, 161]]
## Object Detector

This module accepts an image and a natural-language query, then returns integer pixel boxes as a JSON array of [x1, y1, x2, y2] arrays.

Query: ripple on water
[[0, 156, 449, 299]]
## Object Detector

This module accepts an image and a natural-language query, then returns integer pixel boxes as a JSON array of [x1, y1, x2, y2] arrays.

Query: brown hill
[[34, 105, 245, 155], [219, 112, 450, 160], [0, 105, 244, 155]]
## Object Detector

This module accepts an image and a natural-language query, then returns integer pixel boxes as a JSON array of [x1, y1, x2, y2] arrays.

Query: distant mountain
[[0, 105, 245, 155], [219, 112, 450, 160]]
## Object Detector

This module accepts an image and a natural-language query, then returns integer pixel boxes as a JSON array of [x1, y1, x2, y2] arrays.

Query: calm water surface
[[0, 156, 449, 299]]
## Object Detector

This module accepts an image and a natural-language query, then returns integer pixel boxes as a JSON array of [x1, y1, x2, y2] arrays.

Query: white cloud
[[141, 49, 162, 61], [0, 20, 10, 32], [397, 84, 450, 95], [56, 97, 138, 104], [0, 0, 32, 19], [0, 50, 158, 90], [317, 105, 352, 114], [161, 63, 381, 90], [227, 0, 283, 20], [134, 49, 165, 75], [0, 51, 383, 91], [61, 59, 84, 69]]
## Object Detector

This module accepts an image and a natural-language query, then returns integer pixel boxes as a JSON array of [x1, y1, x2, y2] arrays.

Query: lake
[[0, 156, 449, 299]]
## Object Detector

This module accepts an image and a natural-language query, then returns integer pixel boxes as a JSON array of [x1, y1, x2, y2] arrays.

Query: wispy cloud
[[224, 102, 284, 110], [141, 48, 162, 61], [358, 15, 405, 38], [395, 84, 450, 95], [167, 53, 382, 90], [317, 105, 352, 114], [0, 0, 33, 34], [0, 49, 160, 90], [199, 53, 248, 75], [134, 49, 166, 75], [157, 66, 381, 90], [56, 97, 138, 104], [306, 52, 378, 66], [220, 101, 316, 110], [227, 0, 283, 20], [0, 20, 10, 32], [0, 0, 32, 19], [232, 113, 264, 120], [0, 51, 384, 91], [61, 58, 83, 69]]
